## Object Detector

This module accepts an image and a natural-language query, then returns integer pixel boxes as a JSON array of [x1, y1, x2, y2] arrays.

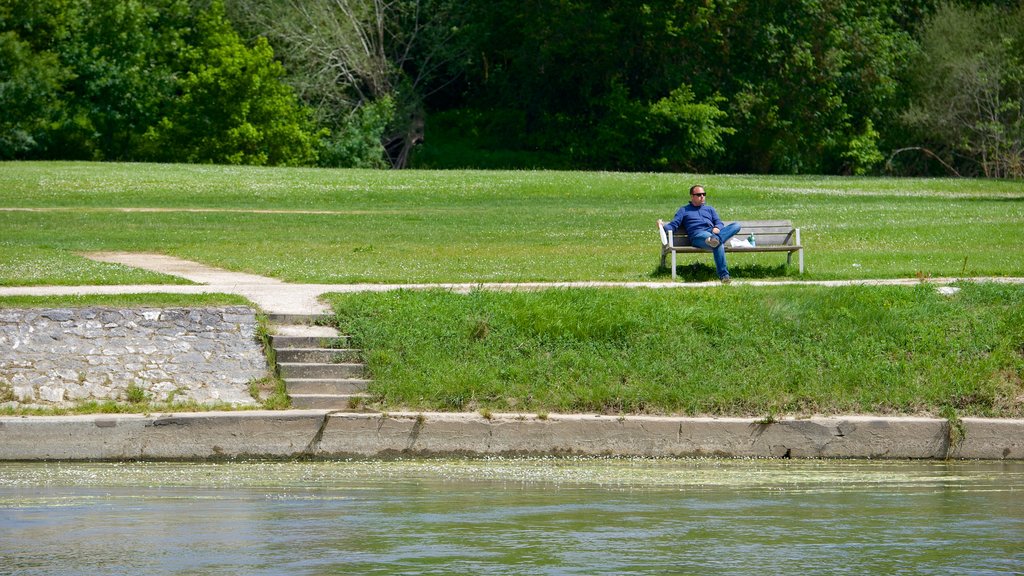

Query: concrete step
[[278, 362, 364, 379], [270, 318, 371, 411], [271, 335, 352, 350], [286, 378, 370, 395], [289, 393, 371, 409], [267, 313, 334, 326], [275, 348, 361, 364]]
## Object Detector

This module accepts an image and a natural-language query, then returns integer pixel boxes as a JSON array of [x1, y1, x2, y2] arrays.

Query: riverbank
[[9, 280, 1023, 418], [328, 284, 1024, 417], [2, 410, 1021, 461], [4, 284, 1024, 462]]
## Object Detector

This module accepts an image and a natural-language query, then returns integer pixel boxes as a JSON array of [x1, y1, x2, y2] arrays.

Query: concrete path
[[1, 251, 1022, 315]]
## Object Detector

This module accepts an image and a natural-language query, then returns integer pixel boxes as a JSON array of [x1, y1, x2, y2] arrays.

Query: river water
[[1, 458, 1022, 575]]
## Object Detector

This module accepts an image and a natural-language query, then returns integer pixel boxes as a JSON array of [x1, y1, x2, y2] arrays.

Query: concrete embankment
[[1, 411, 1021, 461]]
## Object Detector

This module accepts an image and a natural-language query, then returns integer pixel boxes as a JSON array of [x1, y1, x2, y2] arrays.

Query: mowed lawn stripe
[[1, 162, 1022, 285]]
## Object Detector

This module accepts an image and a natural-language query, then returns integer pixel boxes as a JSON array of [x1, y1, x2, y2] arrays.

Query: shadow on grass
[[650, 262, 792, 282]]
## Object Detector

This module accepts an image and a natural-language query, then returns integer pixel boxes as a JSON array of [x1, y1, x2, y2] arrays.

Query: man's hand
[[657, 219, 664, 228], [712, 227, 720, 234]]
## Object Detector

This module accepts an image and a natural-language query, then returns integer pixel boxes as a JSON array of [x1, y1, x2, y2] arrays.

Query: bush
[[318, 97, 394, 168], [139, 3, 321, 166], [0, 31, 69, 159], [1, 0, 322, 165]]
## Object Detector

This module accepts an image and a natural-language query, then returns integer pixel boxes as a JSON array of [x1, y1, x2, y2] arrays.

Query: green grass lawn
[[3, 162, 1023, 418], [2, 161, 1022, 285], [326, 284, 1024, 418]]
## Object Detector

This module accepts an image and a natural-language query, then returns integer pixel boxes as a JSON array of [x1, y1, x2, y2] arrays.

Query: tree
[[648, 86, 734, 170], [0, 31, 69, 158], [1, 0, 319, 165], [694, 0, 913, 174], [437, 0, 734, 171], [227, 0, 468, 167], [0, 0, 180, 160], [139, 2, 320, 166], [432, 0, 913, 173], [902, 2, 1024, 178], [582, 80, 734, 171]]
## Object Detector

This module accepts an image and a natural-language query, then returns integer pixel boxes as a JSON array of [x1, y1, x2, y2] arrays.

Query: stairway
[[267, 314, 371, 409]]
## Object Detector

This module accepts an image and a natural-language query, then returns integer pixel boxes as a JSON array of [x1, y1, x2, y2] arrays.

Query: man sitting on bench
[[657, 184, 741, 284]]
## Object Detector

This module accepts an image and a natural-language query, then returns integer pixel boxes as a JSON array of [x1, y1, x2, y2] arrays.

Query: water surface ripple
[[1, 458, 1022, 575]]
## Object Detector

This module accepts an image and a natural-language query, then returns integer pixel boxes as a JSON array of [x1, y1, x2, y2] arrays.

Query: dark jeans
[[690, 222, 742, 278]]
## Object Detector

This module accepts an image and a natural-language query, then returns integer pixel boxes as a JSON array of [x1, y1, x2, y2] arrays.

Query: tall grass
[[326, 283, 1024, 417], [2, 162, 1022, 285]]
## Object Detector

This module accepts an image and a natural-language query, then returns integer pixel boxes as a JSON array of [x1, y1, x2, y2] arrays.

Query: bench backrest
[[664, 220, 796, 247]]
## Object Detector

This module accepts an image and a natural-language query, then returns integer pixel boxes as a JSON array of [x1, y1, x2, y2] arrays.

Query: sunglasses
[[691, 192, 706, 197]]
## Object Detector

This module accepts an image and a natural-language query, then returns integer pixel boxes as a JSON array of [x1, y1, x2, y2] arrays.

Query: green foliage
[[225, 0, 466, 168], [318, 97, 394, 168], [0, 31, 70, 158], [0, 0, 78, 159], [411, 108, 570, 169], [424, 0, 916, 174], [560, 81, 734, 171], [7, 0, 1024, 175], [704, 0, 915, 174], [0, 294, 253, 308], [0, 0, 320, 165], [648, 85, 734, 170], [840, 119, 885, 175], [43, 0, 189, 160], [903, 2, 1024, 178], [0, 398, 261, 416], [125, 383, 147, 403], [0, 379, 14, 403], [253, 314, 290, 408], [139, 3, 320, 166]]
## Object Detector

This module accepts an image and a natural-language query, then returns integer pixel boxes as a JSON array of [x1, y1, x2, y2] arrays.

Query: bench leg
[[796, 228, 804, 273], [671, 251, 677, 281]]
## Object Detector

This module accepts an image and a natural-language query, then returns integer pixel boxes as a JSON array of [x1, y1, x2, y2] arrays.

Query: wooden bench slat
[[735, 220, 792, 225], [669, 235, 797, 247], [671, 245, 800, 253], [737, 226, 796, 233]]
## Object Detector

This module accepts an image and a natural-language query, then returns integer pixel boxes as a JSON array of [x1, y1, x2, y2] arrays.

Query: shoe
[[705, 236, 720, 248], [720, 276, 731, 284]]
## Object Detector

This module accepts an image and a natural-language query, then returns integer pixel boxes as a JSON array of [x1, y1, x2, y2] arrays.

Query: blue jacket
[[663, 204, 724, 237]]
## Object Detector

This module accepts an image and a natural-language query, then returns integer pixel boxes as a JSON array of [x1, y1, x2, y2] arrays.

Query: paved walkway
[[2, 252, 1023, 315]]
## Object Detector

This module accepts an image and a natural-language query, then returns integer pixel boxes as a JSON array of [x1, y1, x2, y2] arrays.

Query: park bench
[[659, 220, 804, 280]]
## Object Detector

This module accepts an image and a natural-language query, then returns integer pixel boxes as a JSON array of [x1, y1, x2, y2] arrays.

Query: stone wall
[[0, 307, 267, 407]]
